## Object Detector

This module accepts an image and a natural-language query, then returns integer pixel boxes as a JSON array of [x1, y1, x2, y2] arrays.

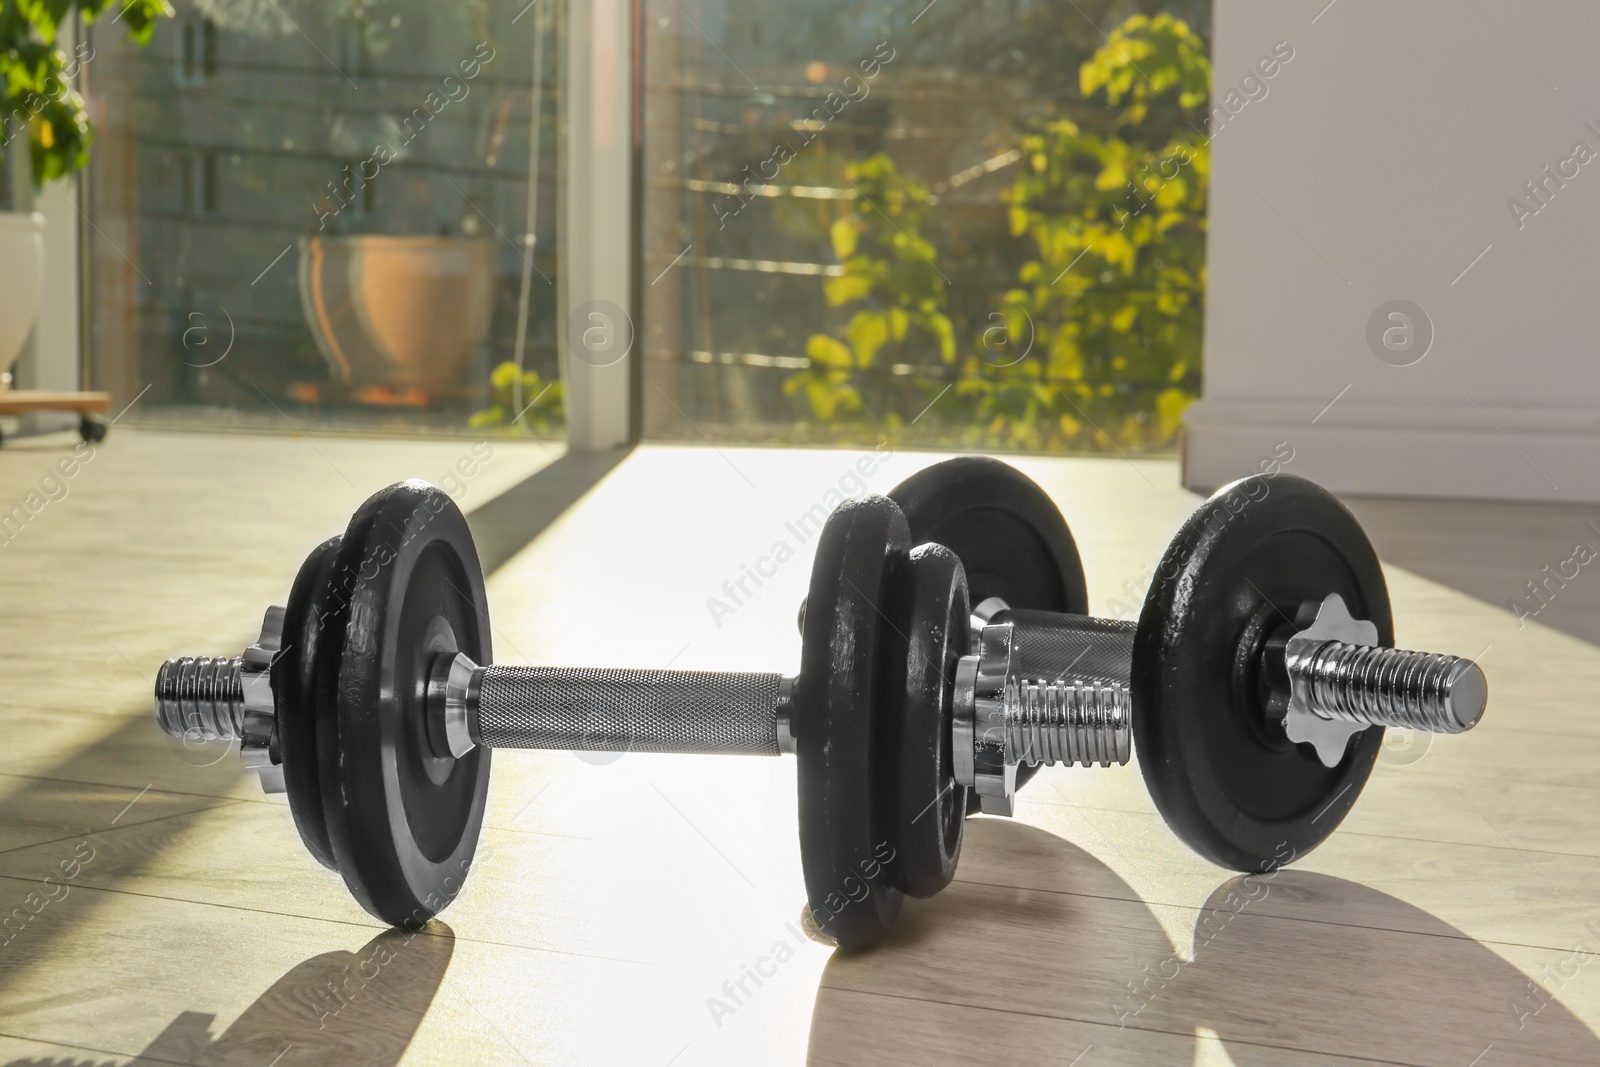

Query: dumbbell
[[149, 456, 1088, 951], [151, 459, 1486, 949], [880, 458, 1484, 867], [944, 467, 1487, 871]]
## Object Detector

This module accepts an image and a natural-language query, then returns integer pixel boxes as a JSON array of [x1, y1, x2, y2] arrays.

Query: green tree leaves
[[794, 153, 958, 428], [469, 361, 565, 433], [1, 0, 173, 189], [793, 12, 1208, 452]]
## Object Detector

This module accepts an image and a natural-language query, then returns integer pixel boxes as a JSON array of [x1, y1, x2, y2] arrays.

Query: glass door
[[82, 0, 566, 439]]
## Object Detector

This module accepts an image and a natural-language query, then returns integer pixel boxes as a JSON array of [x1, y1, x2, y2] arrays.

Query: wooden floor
[[0, 429, 1595, 1066]]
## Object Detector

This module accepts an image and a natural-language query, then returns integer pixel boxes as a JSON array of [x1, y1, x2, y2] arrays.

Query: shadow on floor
[[806, 821, 1600, 1064], [1341, 495, 1600, 648], [3, 926, 453, 1067], [467, 447, 631, 576], [0, 448, 626, 1059], [0, 715, 243, 959], [807, 819, 1202, 1064], [1192, 871, 1600, 1065]]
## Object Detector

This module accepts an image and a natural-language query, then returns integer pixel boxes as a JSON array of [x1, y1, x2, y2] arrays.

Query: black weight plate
[[274, 535, 343, 871], [319, 481, 493, 927], [892, 542, 970, 898], [1133, 474, 1392, 871], [888, 456, 1087, 615], [797, 495, 908, 950], [889, 456, 1088, 806]]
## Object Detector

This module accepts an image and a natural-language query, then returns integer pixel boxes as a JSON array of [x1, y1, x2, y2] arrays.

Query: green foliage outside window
[[796, 13, 1210, 452], [784, 154, 954, 428], [2, 0, 172, 188], [469, 360, 565, 434]]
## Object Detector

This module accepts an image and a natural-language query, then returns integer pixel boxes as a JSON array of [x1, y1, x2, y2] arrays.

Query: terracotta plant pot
[[297, 235, 496, 401]]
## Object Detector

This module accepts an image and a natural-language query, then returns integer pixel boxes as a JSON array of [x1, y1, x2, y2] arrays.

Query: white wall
[[1188, 0, 1600, 503]]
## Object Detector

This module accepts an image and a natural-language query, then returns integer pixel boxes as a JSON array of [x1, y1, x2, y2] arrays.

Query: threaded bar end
[[1301, 642, 1487, 733], [1004, 677, 1132, 768], [154, 656, 246, 741]]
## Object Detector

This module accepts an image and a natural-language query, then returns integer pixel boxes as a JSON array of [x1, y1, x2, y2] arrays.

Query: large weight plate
[[889, 456, 1087, 805], [797, 495, 908, 950], [275, 535, 344, 871], [318, 481, 493, 927], [1132, 474, 1392, 871]]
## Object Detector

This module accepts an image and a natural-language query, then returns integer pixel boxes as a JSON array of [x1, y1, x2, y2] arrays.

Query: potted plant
[[0, 0, 170, 386]]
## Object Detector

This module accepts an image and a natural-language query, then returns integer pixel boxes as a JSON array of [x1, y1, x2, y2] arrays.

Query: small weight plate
[[318, 481, 493, 927], [274, 535, 343, 871], [889, 456, 1088, 805], [888, 456, 1087, 615], [891, 542, 970, 898], [796, 495, 908, 950], [1132, 474, 1392, 871]]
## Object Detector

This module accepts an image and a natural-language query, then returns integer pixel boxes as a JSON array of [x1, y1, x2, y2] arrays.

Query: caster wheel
[[79, 414, 108, 444]]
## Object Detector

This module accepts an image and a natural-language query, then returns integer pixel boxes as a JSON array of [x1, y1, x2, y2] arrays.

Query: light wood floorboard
[[0, 432, 1593, 1065]]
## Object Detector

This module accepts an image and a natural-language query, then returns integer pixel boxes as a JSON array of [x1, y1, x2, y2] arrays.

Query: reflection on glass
[[642, 1, 1210, 454], [84, 0, 565, 437]]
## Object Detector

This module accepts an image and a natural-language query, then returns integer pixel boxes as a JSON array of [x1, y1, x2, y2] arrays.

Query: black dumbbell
[[886, 459, 1484, 866], [152, 460, 1486, 949], [928, 466, 1486, 870], [155, 480, 982, 950]]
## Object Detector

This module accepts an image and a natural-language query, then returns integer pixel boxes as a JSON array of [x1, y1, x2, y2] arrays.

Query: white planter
[[0, 211, 46, 388]]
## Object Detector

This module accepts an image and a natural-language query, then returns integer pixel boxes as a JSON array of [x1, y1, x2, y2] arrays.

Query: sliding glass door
[[640, 0, 1211, 454], [82, 0, 565, 438]]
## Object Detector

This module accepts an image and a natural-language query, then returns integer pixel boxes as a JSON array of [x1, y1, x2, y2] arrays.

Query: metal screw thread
[[1298, 642, 1486, 733], [154, 657, 246, 741], [1003, 677, 1132, 768]]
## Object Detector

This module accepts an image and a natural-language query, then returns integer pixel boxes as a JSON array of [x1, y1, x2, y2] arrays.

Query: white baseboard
[[1182, 401, 1600, 503]]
